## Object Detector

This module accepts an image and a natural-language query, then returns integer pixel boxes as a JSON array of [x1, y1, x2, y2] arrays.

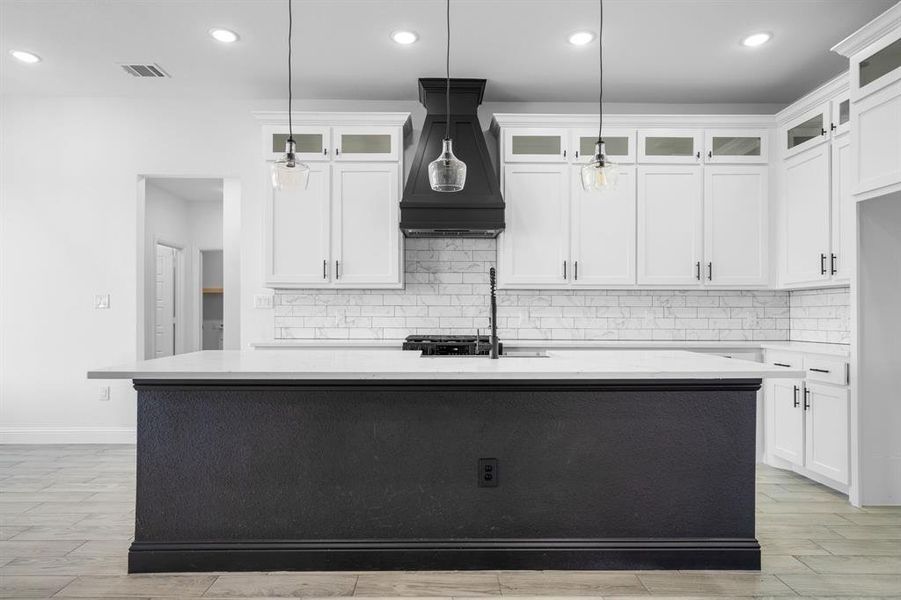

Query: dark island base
[[129, 379, 761, 573]]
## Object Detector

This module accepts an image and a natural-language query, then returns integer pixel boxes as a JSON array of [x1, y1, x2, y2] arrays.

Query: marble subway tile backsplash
[[273, 239, 791, 342], [788, 287, 851, 344]]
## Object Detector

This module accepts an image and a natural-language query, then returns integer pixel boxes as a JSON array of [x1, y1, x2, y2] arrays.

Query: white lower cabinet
[[637, 166, 703, 286], [331, 163, 401, 287], [498, 164, 570, 287], [764, 350, 851, 490]]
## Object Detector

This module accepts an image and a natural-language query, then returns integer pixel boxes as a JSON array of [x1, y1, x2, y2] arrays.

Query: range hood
[[400, 78, 505, 238]]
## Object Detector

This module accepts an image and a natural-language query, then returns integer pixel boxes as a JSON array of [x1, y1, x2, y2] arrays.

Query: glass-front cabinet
[[831, 97, 851, 136], [703, 129, 768, 164], [570, 128, 636, 164], [503, 128, 568, 162], [265, 126, 331, 162], [637, 129, 704, 164], [784, 104, 830, 158], [855, 35, 901, 97], [333, 126, 399, 161]]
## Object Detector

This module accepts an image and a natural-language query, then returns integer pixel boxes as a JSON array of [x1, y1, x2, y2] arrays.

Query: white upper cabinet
[[704, 166, 768, 285], [805, 382, 850, 485], [783, 103, 830, 158], [264, 126, 331, 162], [830, 135, 853, 283], [503, 128, 569, 163], [638, 129, 704, 164], [854, 81, 901, 196], [498, 164, 570, 287], [703, 129, 768, 164], [333, 126, 400, 161], [570, 165, 637, 286], [830, 97, 851, 137], [265, 164, 331, 286], [571, 128, 636, 164], [637, 165, 703, 285], [331, 163, 401, 287], [782, 144, 832, 286]]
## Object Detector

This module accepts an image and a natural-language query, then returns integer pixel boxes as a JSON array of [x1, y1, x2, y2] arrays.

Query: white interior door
[[805, 383, 850, 484], [782, 144, 831, 286], [704, 166, 768, 285], [154, 244, 176, 358], [331, 162, 401, 287], [498, 164, 570, 287], [770, 379, 804, 466], [571, 165, 636, 286], [636, 166, 703, 285]]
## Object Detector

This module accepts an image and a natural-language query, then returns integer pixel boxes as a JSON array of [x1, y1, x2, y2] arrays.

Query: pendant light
[[428, 0, 466, 192], [270, 0, 310, 191], [580, 0, 618, 192]]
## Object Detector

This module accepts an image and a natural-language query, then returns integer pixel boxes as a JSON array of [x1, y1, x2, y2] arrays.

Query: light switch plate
[[98, 386, 110, 401], [253, 294, 274, 309], [94, 294, 110, 309]]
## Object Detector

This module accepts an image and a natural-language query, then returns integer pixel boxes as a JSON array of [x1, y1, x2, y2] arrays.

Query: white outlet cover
[[253, 294, 274, 309], [94, 294, 111, 309], [98, 386, 110, 401]]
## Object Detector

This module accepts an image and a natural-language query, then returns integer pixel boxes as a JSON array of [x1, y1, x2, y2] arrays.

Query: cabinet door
[[571, 165, 636, 286], [571, 128, 636, 164], [783, 103, 830, 158], [637, 166, 703, 285], [830, 97, 851, 137], [704, 166, 768, 285], [830, 135, 853, 283], [637, 129, 703, 164], [264, 125, 331, 162], [264, 164, 331, 287], [782, 144, 831, 286], [703, 129, 768, 164], [805, 383, 850, 484], [331, 163, 401, 287], [498, 164, 570, 287], [503, 128, 568, 163], [333, 126, 399, 161], [770, 379, 805, 466], [854, 80, 901, 195]]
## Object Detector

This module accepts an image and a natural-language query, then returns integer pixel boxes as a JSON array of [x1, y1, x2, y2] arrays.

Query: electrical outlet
[[478, 458, 498, 487], [252, 294, 273, 309], [98, 386, 110, 401], [94, 294, 110, 309]]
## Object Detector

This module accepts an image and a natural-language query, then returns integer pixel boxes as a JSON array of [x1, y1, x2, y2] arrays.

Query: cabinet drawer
[[766, 350, 801, 370], [806, 357, 849, 386]]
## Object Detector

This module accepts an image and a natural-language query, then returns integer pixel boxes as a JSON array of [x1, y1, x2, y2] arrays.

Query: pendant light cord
[[445, 0, 451, 140], [597, 0, 603, 145], [287, 0, 294, 141]]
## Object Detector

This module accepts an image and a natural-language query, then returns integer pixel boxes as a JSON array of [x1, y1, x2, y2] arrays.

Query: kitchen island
[[89, 349, 802, 573]]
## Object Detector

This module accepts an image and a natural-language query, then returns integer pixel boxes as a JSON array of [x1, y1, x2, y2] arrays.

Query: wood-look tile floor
[[1, 445, 899, 599]]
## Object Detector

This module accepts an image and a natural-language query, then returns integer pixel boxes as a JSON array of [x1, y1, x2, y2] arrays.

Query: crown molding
[[774, 72, 849, 126], [252, 111, 413, 134], [832, 2, 901, 57], [489, 113, 775, 133]]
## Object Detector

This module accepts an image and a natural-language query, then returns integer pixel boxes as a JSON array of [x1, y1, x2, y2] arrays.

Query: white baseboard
[[0, 427, 136, 444]]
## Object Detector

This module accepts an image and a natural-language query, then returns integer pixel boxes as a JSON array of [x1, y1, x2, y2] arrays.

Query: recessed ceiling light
[[742, 32, 772, 48], [568, 31, 595, 46], [209, 28, 240, 43], [9, 49, 41, 64], [391, 30, 418, 45]]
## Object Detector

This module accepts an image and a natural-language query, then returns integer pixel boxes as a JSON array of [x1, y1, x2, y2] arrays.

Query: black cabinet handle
[[575, 150, 580, 159], [323, 259, 327, 279], [793, 385, 800, 408], [820, 128, 827, 136], [335, 148, 340, 156], [810, 368, 830, 373], [563, 150, 567, 158], [831, 253, 837, 275], [335, 260, 340, 280], [707, 150, 713, 159], [696, 151, 701, 160], [574, 261, 579, 281], [707, 262, 713, 281], [323, 148, 328, 156], [774, 362, 792, 368], [820, 253, 827, 275], [831, 123, 837, 132], [695, 261, 701, 281], [803, 387, 811, 410], [563, 261, 567, 279]]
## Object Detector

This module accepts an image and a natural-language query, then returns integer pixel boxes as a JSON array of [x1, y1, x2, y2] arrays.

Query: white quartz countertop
[[251, 339, 767, 350], [88, 349, 804, 381]]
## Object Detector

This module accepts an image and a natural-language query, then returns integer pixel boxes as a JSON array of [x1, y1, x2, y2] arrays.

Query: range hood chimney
[[400, 78, 505, 238]]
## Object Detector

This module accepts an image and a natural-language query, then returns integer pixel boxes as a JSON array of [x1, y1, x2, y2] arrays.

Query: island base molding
[[128, 539, 761, 573], [130, 378, 761, 572]]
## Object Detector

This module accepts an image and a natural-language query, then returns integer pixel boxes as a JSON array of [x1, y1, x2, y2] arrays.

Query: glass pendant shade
[[580, 142, 618, 192], [428, 138, 467, 192], [270, 138, 310, 191]]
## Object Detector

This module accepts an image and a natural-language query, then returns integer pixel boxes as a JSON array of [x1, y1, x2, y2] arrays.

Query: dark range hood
[[400, 78, 505, 238]]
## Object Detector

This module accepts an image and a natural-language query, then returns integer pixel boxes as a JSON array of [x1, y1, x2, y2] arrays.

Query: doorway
[[200, 249, 224, 350]]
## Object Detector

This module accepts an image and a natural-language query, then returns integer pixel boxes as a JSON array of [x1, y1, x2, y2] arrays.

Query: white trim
[[252, 111, 413, 134], [831, 1, 901, 58], [0, 427, 136, 445], [775, 73, 849, 126], [489, 113, 776, 134]]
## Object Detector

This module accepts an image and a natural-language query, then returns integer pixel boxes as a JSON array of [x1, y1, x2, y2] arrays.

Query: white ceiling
[[1, 0, 894, 104], [148, 177, 223, 203]]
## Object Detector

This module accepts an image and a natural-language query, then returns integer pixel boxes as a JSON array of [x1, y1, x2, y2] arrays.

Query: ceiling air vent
[[120, 63, 170, 78]]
